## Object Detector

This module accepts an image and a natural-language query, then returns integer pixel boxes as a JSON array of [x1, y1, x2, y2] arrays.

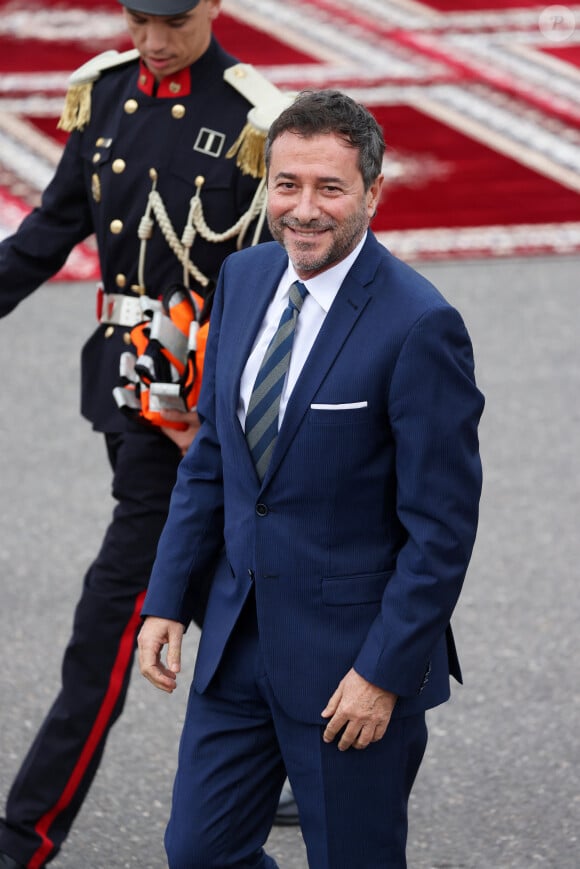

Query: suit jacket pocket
[[322, 570, 393, 606], [309, 403, 370, 426]]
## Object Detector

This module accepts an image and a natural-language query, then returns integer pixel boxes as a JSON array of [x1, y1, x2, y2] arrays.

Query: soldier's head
[[119, 0, 221, 81]]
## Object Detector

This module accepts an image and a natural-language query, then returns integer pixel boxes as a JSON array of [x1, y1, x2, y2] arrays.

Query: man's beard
[[267, 207, 368, 276]]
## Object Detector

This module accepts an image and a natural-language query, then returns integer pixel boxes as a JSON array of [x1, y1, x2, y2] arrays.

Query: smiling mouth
[[286, 224, 332, 238]]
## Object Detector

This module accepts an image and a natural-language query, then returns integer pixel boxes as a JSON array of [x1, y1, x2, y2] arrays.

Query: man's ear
[[367, 174, 384, 219], [208, 0, 221, 22]]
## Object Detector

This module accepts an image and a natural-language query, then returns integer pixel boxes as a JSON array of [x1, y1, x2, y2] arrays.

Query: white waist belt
[[99, 293, 158, 327]]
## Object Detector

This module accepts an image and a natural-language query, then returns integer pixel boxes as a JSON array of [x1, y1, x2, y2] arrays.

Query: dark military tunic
[[0, 36, 262, 431]]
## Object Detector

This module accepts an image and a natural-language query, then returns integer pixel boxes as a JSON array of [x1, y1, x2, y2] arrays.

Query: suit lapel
[[226, 258, 286, 405]]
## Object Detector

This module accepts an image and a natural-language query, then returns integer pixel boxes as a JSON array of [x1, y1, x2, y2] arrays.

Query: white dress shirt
[[238, 233, 367, 429]]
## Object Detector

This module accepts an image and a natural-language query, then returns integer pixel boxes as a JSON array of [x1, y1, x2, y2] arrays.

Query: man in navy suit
[[138, 89, 484, 868]]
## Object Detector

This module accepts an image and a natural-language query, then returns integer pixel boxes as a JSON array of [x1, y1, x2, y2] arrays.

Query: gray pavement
[[1, 254, 579, 868]]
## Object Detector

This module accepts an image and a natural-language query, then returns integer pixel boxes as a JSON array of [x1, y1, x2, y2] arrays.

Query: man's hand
[[161, 409, 201, 456], [138, 616, 185, 693], [321, 668, 397, 751]]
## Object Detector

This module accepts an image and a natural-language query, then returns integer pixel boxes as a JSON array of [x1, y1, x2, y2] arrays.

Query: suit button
[[256, 503, 268, 517]]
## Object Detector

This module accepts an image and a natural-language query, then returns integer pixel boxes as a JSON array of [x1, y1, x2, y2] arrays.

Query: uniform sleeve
[[0, 131, 94, 317], [354, 304, 484, 696]]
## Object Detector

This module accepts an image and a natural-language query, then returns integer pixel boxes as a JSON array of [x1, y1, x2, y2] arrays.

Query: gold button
[[91, 173, 101, 203], [116, 274, 127, 288], [171, 104, 186, 119], [139, 74, 148, 86], [169, 81, 181, 94], [123, 332, 132, 345], [104, 326, 115, 338], [124, 99, 139, 114], [92, 153, 101, 163], [195, 175, 205, 188], [96, 137, 106, 147], [112, 159, 126, 174], [110, 219, 123, 234]]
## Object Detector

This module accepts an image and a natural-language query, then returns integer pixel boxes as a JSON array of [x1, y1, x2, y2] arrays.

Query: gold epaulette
[[58, 48, 140, 132], [224, 64, 295, 179]]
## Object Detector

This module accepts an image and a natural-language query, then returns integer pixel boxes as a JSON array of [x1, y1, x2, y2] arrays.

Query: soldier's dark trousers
[[0, 428, 182, 868]]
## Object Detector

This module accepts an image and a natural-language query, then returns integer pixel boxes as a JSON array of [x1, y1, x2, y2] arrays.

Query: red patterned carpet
[[0, 0, 579, 276]]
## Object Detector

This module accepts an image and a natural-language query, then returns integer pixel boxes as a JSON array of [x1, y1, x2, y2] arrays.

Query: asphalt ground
[[1, 253, 579, 868]]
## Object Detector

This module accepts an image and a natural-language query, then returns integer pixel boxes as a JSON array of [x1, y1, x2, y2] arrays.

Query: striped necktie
[[245, 280, 308, 481]]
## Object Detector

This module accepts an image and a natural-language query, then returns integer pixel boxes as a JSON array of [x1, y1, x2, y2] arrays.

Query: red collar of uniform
[[137, 60, 192, 98]]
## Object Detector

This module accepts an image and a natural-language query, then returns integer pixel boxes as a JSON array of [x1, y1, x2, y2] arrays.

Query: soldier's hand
[[321, 668, 397, 751], [161, 409, 201, 456], [138, 616, 184, 693]]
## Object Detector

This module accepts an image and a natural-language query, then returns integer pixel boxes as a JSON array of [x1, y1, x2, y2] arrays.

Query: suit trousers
[[0, 427, 181, 868], [165, 593, 428, 869]]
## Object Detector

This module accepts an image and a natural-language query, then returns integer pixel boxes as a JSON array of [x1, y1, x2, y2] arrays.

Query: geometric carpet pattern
[[1, 0, 579, 275]]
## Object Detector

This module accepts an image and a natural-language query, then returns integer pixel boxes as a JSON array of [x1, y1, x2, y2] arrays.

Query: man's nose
[[293, 189, 321, 223], [143, 23, 167, 52]]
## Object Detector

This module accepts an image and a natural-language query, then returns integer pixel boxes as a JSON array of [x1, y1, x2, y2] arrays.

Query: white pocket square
[[310, 401, 368, 410]]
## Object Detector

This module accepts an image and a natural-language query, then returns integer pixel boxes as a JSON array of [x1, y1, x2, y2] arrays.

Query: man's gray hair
[[265, 89, 385, 191]]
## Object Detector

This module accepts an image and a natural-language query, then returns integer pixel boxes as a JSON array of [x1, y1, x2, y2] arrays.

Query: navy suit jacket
[[143, 232, 484, 723]]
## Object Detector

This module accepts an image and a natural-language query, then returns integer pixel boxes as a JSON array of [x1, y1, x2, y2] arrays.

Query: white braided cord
[[138, 178, 268, 291], [148, 189, 210, 287]]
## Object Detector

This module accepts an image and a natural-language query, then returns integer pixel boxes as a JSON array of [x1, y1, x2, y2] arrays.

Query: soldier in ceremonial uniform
[[0, 2, 295, 867]]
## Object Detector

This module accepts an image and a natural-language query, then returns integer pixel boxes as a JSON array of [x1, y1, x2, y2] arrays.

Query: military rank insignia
[[193, 128, 226, 159]]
